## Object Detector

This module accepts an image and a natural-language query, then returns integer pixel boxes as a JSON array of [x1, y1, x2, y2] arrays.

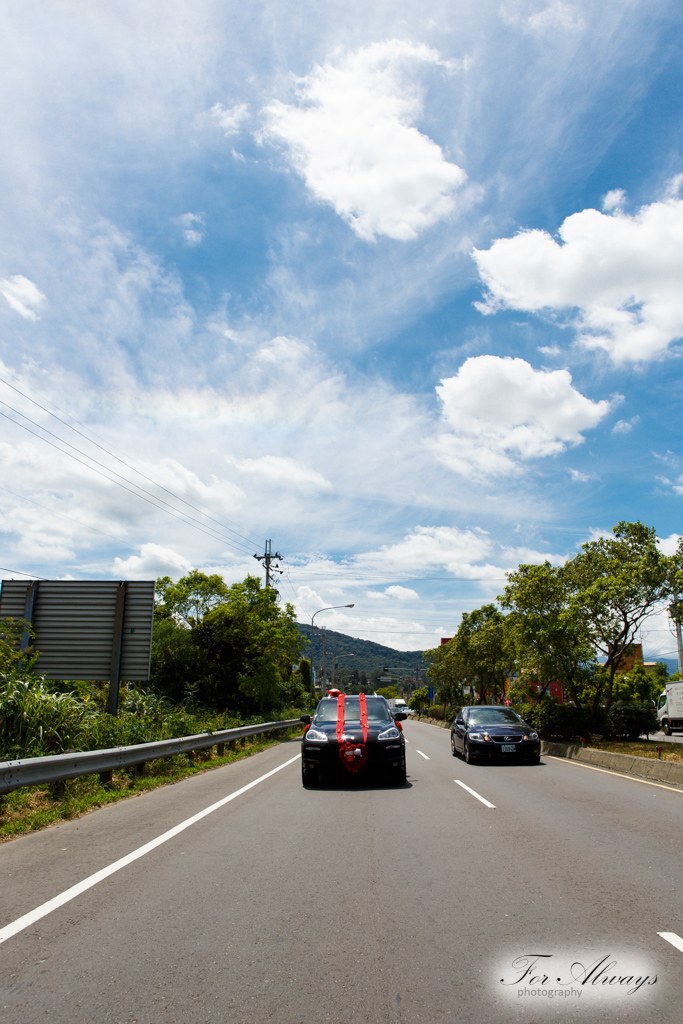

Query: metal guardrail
[[0, 718, 301, 795]]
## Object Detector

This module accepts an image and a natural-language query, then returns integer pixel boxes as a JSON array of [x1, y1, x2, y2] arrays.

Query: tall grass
[[0, 675, 249, 760]]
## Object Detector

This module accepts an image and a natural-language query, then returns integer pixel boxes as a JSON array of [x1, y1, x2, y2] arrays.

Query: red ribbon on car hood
[[337, 692, 369, 773], [335, 693, 368, 743], [359, 692, 368, 743], [336, 694, 345, 744]]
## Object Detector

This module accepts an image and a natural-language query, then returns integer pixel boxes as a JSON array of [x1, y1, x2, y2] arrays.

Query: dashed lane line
[[416, 750, 430, 760], [0, 753, 301, 947], [454, 779, 496, 808]]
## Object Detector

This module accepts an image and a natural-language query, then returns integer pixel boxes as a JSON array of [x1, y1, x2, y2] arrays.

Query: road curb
[[542, 740, 683, 787], [414, 717, 450, 730]]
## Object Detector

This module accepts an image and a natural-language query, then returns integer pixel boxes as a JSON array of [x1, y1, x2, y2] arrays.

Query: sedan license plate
[[501, 744, 516, 752]]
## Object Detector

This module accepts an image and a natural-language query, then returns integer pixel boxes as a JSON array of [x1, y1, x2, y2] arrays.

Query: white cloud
[[228, 455, 333, 493], [612, 415, 639, 435], [384, 585, 419, 601], [537, 344, 561, 355], [658, 533, 681, 557], [263, 39, 468, 241], [664, 174, 683, 199], [526, 2, 584, 34], [433, 355, 611, 478], [473, 195, 683, 363], [210, 101, 250, 136], [112, 543, 192, 579], [176, 212, 205, 247], [0, 275, 46, 320], [602, 188, 626, 212], [359, 525, 497, 576], [366, 584, 420, 601], [568, 468, 592, 482]]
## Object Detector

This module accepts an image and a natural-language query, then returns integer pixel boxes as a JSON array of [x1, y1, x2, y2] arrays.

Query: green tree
[[156, 570, 230, 627], [441, 604, 514, 704], [423, 641, 468, 706], [501, 562, 595, 707], [376, 684, 397, 699], [409, 686, 430, 715], [193, 575, 304, 714], [568, 521, 672, 706], [613, 661, 664, 704]]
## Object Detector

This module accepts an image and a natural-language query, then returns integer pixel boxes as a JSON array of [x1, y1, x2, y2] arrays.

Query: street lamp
[[311, 604, 354, 700], [333, 652, 356, 692]]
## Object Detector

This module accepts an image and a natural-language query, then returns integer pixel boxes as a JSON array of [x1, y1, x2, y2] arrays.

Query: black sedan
[[300, 695, 407, 786], [451, 705, 540, 764]]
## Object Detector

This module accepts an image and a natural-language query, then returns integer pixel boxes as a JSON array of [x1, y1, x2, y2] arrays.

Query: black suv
[[300, 695, 407, 786]]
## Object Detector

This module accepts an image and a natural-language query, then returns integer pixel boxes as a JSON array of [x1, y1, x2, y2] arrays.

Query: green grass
[[0, 729, 301, 841]]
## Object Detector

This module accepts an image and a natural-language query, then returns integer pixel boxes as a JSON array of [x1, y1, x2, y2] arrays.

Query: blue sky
[[0, 0, 682, 657]]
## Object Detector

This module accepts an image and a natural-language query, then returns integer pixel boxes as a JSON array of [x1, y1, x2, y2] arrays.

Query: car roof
[[463, 704, 516, 711]]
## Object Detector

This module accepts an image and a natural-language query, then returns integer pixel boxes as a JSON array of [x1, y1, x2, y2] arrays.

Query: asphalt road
[[2, 720, 683, 1023]]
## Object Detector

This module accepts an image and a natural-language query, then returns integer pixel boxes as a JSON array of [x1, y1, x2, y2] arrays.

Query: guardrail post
[[217, 742, 225, 756], [134, 762, 145, 777], [99, 770, 113, 787]]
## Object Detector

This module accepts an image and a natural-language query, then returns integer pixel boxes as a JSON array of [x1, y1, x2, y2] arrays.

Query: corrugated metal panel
[[0, 580, 154, 681], [120, 581, 155, 681], [0, 581, 30, 621]]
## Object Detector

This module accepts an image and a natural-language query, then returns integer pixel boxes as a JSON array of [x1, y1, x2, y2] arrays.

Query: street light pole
[[310, 604, 355, 700], [334, 652, 356, 693]]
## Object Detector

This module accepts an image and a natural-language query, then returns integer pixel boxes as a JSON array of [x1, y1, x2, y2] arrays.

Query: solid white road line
[[454, 779, 496, 808], [658, 931, 683, 953], [545, 754, 683, 794], [416, 750, 430, 760], [0, 753, 301, 947]]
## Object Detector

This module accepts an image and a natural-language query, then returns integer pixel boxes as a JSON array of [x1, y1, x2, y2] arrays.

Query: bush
[[526, 698, 595, 742], [604, 699, 657, 740]]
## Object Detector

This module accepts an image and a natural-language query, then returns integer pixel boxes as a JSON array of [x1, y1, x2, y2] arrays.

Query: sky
[[0, 0, 682, 658]]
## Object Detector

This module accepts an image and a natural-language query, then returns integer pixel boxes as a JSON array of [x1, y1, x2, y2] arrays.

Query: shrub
[[604, 699, 657, 740], [527, 698, 595, 742]]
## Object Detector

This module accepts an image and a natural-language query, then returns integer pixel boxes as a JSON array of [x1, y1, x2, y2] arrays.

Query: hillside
[[296, 623, 430, 678]]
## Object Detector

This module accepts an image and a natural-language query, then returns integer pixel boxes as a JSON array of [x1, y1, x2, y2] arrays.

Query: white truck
[[386, 698, 409, 713], [657, 682, 683, 734]]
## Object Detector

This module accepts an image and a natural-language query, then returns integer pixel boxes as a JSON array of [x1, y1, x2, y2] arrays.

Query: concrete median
[[542, 740, 683, 786]]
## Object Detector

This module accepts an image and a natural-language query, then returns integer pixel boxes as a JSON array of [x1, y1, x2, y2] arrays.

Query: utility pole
[[254, 539, 282, 591], [322, 628, 326, 693], [671, 592, 683, 673]]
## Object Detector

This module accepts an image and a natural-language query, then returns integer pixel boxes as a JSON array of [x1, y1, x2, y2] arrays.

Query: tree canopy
[[151, 571, 306, 715], [424, 520, 679, 715]]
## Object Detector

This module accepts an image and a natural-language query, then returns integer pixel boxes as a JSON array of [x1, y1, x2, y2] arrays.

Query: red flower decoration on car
[[338, 741, 368, 773]]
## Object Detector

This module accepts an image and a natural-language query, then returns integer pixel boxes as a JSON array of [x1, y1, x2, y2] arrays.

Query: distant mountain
[[296, 623, 430, 678]]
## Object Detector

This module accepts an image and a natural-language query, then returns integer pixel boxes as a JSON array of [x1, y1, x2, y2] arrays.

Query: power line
[[0, 373, 262, 552], [0, 484, 141, 553], [0, 404, 256, 556], [0, 567, 49, 580]]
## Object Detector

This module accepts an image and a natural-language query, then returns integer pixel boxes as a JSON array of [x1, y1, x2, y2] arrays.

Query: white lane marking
[[545, 755, 683, 794], [416, 749, 430, 760], [454, 779, 496, 808], [404, 738, 410, 743], [0, 753, 301, 946], [658, 931, 683, 953]]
